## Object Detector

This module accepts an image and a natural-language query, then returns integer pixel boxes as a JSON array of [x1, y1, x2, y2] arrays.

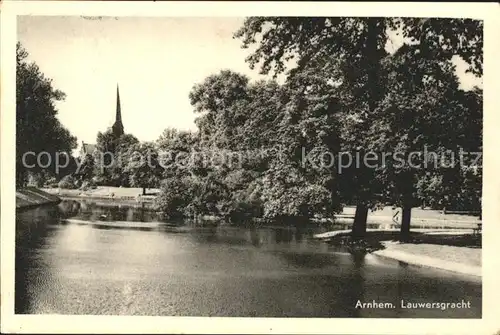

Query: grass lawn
[[320, 229, 481, 273], [341, 206, 481, 229], [382, 242, 481, 267]]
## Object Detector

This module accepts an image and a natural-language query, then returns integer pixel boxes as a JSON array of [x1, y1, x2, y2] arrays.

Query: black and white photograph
[[1, 1, 499, 334]]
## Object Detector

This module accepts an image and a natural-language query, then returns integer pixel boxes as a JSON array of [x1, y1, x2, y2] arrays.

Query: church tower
[[112, 84, 124, 138]]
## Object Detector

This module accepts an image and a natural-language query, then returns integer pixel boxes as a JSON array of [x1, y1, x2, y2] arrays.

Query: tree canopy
[[234, 16, 483, 239], [16, 42, 77, 186]]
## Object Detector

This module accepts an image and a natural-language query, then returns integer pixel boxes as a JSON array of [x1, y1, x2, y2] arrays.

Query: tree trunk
[[142, 187, 146, 195], [352, 204, 369, 240], [349, 19, 379, 243], [400, 205, 412, 242]]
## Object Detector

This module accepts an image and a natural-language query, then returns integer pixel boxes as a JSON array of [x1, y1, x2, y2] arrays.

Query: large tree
[[188, 70, 339, 223], [93, 129, 139, 186], [234, 17, 482, 239], [156, 127, 201, 178], [124, 142, 163, 195], [368, 40, 482, 241], [235, 18, 392, 238], [16, 43, 77, 187]]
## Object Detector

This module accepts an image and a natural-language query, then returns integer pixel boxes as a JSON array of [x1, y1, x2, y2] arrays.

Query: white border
[[2, 2, 500, 334]]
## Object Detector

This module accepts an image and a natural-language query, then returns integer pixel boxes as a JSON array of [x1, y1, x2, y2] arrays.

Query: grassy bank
[[377, 241, 481, 266], [374, 241, 481, 277], [42, 186, 160, 202], [317, 229, 482, 277], [44, 187, 480, 230]]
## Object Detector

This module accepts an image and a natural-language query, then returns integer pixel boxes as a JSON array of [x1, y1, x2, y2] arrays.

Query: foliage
[[369, 44, 482, 240], [58, 174, 78, 189], [235, 17, 394, 237], [93, 128, 139, 186], [19, 19, 482, 236], [76, 154, 95, 181], [156, 127, 200, 178], [234, 17, 483, 238], [16, 43, 77, 186], [80, 179, 97, 191], [154, 177, 194, 219], [154, 175, 228, 219], [124, 142, 163, 195], [43, 176, 59, 188], [417, 168, 482, 212], [260, 161, 338, 220]]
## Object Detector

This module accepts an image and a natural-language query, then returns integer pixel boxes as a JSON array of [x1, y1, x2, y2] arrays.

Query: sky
[[17, 16, 482, 153]]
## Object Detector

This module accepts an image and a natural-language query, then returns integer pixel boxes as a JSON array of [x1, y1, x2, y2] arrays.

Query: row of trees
[[16, 17, 482, 243], [65, 130, 161, 195], [150, 18, 483, 241], [230, 17, 483, 241], [16, 42, 161, 195]]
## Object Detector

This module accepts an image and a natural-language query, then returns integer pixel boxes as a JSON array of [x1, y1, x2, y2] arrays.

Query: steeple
[[112, 84, 124, 137]]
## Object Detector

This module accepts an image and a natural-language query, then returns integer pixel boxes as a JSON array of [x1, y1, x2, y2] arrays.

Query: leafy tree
[[124, 142, 163, 195], [16, 42, 77, 186], [185, 69, 344, 224], [397, 18, 482, 76], [235, 17, 390, 238], [370, 45, 482, 241], [156, 127, 200, 178], [189, 70, 251, 149], [189, 70, 287, 151], [58, 174, 78, 189], [94, 128, 139, 186], [94, 128, 118, 184], [234, 17, 482, 239], [260, 160, 337, 224], [417, 168, 482, 214], [154, 177, 194, 219], [190, 174, 231, 217], [76, 154, 95, 182], [225, 180, 264, 223]]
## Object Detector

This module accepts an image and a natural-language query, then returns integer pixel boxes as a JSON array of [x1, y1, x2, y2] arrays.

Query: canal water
[[15, 199, 481, 318]]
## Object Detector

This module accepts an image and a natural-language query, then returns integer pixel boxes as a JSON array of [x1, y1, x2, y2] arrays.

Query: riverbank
[[16, 187, 61, 210], [374, 241, 481, 277], [42, 187, 481, 230], [42, 186, 160, 202], [315, 229, 481, 277]]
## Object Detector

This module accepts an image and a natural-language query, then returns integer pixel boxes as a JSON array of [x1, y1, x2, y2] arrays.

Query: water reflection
[[345, 253, 366, 317], [58, 199, 162, 223], [16, 206, 61, 314], [274, 227, 293, 244], [249, 227, 261, 247], [15, 200, 482, 318]]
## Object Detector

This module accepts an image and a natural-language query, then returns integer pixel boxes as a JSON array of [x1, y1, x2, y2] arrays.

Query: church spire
[[112, 84, 124, 137]]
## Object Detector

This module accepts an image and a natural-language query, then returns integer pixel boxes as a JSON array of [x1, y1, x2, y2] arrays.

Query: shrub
[[92, 175, 108, 186], [27, 173, 46, 188], [80, 179, 97, 191], [58, 174, 78, 189], [154, 177, 194, 219], [44, 177, 60, 188]]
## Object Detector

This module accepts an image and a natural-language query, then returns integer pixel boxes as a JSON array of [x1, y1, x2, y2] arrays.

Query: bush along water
[[329, 236, 386, 255]]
